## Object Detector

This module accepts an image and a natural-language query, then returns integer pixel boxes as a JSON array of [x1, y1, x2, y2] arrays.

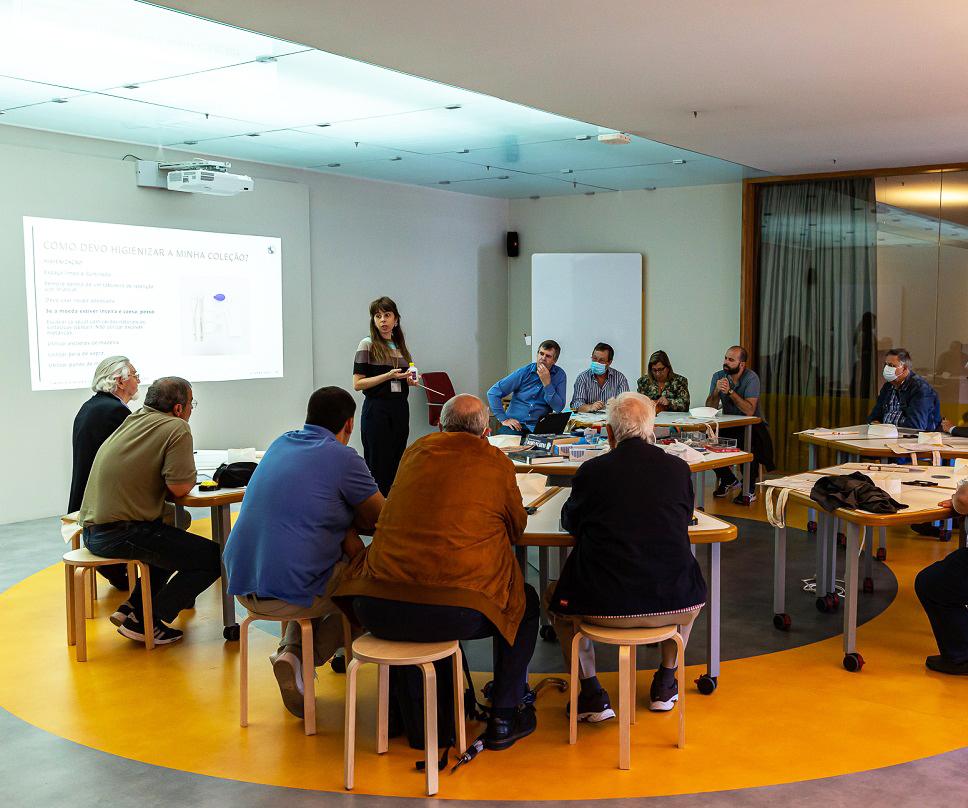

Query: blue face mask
[[591, 361, 607, 375]]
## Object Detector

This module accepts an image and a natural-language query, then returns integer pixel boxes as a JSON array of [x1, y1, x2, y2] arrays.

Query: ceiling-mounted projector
[[136, 158, 254, 196]]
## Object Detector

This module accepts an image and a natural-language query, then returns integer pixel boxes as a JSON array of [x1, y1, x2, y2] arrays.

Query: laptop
[[532, 412, 571, 436]]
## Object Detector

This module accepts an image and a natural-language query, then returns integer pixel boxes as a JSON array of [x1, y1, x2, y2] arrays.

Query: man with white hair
[[547, 392, 706, 718], [68, 356, 140, 589]]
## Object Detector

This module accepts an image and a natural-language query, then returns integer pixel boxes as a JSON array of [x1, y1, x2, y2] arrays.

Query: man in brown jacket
[[334, 394, 539, 750]]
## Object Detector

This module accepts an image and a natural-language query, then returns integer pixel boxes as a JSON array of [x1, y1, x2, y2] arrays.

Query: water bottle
[[408, 362, 419, 383]]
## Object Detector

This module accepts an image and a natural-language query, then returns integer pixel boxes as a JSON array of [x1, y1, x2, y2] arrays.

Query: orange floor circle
[[1, 514, 966, 800]]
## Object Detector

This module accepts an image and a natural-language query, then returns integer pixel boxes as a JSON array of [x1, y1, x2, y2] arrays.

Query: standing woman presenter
[[352, 296, 418, 495]]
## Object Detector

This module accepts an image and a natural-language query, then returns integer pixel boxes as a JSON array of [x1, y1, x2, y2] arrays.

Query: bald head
[[440, 394, 489, 436]]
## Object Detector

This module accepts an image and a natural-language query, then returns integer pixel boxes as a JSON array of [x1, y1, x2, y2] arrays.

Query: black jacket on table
[[550, 437, 707, 617], [68, 392, 131, 512]]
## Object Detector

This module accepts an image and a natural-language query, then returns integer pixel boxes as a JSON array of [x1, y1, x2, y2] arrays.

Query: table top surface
[[568, 411, 761, 429], [521, 488, 738, 545], [510, 448, 753, 476], [797, 426, 968, 457]]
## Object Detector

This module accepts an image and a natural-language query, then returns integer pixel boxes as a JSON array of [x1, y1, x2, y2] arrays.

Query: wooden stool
[[344, 635, 467, 796], [63, 548, 153, 662], [569, 623, 685, 769], [239, 609, 319, 736]]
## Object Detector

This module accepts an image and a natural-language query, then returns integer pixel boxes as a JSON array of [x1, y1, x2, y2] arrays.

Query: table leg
[[694, 471, 706, 511], [538, 547, 550, 623], [773, 527, 788, 626], [211, 504, 239, 640], [807, 444, 817, 530], [742, 424, 753, 497], [842, 522, 863, 671], [702, 542, 721, 692], [815, 514, 830, 599], [862, 526, 874, 593], [878, 526, 887, 561], [827, 516, 838, 599], [960, 516, 967, 551]]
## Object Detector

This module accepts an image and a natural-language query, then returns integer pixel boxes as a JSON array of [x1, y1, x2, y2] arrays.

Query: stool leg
[[344, 658, 361, 790], [452, 647, 467, 755], [139, 565, 154, 651], [376, 664, 389, 753], [569, 631, 581, 744], [300, 620, 316, 736], [126, 562, 137, 600], [85, 568, 95, 619], [630, 646, 637, 725], [65, 564, 76, 647], [73, 568, 88, 662], [675, 633, 685, 749], [420, 662, 438, 796], [280, 621, 289, 642], [342, 615, 354, 663], [618, 645, 631, 770], [240, 615, 253, 727]]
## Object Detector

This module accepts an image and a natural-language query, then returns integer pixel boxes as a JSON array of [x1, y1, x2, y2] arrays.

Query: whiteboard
[[531, 253, 643, 408]]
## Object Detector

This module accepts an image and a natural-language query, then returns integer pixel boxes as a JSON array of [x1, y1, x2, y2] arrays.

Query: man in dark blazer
[[69, 356, 140, 588]]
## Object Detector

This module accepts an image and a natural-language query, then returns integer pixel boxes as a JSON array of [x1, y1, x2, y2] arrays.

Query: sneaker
[[117, 614, 183, 645], [713, 479, 740, 498], [567, 688, 616, 723], [926, 655, 968, 675], [109, 601, 135, 627], [484, 703, 537, 750], [269, 650, 305, 717], [649, 670, 678, 712]]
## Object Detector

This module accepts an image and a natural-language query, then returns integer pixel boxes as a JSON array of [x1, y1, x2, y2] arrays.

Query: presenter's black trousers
[[83, 520, 220, 624], [915, 548, 968, 663], [352, 585, 540, 709], [361, 397, 409, 496]]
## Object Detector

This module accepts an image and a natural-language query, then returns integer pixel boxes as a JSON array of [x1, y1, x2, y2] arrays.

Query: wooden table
[[521, 488, 737, 694], [767, 463, 965, 672], [171, 486, 246, 640]]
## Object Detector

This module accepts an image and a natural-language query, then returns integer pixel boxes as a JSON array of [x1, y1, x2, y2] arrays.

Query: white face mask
[[882, 364, 899, 382]]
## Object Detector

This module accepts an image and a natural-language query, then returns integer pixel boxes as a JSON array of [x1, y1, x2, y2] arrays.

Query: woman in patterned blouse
[[352, 296, 418, 495], [637, 350, 690, 413]]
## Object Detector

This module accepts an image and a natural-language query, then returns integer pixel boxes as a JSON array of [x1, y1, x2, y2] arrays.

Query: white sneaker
[[269, 651, 305, 718]]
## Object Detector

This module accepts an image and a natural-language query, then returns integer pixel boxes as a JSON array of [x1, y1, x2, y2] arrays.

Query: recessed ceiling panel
[[573, 158, 760, 190], [315, 153, 504, 185], [187, 129, 402, 168], [427, 172, 620, 199], [0, 76, 88, 110]]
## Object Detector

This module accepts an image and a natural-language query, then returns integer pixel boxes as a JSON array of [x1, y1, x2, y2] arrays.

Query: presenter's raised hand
[[502, 418, 522, 431], [536, 364, 551, 387]]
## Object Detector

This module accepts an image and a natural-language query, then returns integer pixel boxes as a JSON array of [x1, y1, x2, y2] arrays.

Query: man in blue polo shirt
[[487, 340, 567, 435], [225, 386, 383, 718]]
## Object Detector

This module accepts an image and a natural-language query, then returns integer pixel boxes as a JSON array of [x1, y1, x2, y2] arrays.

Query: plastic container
[[408, 362, 419, 383]]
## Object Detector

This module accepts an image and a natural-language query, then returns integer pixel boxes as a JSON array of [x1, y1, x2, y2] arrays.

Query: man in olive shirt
[[80, 377, 220, 645]]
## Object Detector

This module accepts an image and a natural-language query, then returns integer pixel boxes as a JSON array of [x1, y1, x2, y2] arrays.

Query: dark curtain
[[757, 179, 879, 471]]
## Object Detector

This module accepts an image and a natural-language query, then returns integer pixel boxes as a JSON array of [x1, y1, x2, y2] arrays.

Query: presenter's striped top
[[570, 367, 630, 410], [353, 337, 410, 400]]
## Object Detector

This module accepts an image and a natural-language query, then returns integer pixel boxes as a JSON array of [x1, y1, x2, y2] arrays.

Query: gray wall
[[0, 126, 508, 523], [507, 184, 743, 399]]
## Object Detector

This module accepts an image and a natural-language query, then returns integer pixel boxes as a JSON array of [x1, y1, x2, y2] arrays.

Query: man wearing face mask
[[487, 340, 566, 435], [869, 348, 942, 431], [705, 346, 775, 500], [570, 342, 630, 413]]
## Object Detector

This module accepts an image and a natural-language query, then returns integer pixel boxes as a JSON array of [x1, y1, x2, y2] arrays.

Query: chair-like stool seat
[[64, 547, 126, 566], [569, 621, 685, 769], [345, 634, 466, 796]]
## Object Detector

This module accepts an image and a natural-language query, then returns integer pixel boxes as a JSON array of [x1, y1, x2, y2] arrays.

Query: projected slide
[[24, 217, 283, 391]]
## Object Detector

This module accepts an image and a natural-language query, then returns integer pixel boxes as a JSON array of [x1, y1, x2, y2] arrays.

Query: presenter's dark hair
[[144, 377, 191, 413], [368, 296, 413, 365], [593, 342, 615, 362], [647, 350, 674, 381], [538, 339, 561, 359], [306, 386, 357, 434]]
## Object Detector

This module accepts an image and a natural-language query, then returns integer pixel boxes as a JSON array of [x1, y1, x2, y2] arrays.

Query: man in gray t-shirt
[[705, 346, 772, 500]]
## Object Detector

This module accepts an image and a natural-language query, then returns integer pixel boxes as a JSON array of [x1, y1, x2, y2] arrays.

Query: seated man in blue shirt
[[225, 386, 384, 718], [487, 340, 567, 435], [869, 348, 941, 431]]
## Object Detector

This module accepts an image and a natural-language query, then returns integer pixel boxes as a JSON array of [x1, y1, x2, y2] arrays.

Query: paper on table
[[759, 476, 818, 494], [489, 435, 523, 449], [517, 473, 550, 506]]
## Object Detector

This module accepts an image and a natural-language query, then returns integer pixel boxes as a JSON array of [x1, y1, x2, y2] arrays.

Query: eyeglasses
[[651, 365, 668, 373]]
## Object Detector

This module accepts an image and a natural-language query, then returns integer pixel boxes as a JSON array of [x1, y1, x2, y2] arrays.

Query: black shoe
[[713, 479, 740, 498], [117, 614, 183, 645], [911, 523, 942, 538], [484, 704, 537, 750], [649, 669, 679, 712], [109, 602, 135, 627], [926, 655, 968, 675], [567, 688, 615, 723]]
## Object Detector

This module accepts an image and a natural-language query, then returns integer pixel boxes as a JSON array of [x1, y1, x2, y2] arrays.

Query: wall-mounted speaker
[[506, 231, 520, 258]]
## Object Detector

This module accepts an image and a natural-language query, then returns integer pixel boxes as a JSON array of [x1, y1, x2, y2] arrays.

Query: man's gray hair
[[887, 348, 914, 369], [440, 394, 489, 435], [91, 356, 131, 394], [606, 392, 656, 443], [144, 377, 192, 414]]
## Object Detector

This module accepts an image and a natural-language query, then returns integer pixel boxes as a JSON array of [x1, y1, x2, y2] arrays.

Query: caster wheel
[[773, 613, 792, 631], [816, 594, 838, 614], [696, 674, 718, 695], [876, 547, 887, 562], [829, 593, 840, 609], [862, 577, 874, 594], [539, 624, 557, 642], [223, 624, 240, 642], [816, 597, 830, 613], [843, 652, 865, 672], [807, 521, 818, 534], [837, 533, 847, 548], [330, 652, 346, 674]]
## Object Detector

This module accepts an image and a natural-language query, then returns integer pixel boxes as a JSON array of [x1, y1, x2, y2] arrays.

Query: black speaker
[[506, 231, 519, 258]]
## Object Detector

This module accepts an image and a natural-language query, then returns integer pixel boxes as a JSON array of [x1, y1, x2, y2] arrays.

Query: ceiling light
[[585, 191, 595, 195], [645, 186, 657, 191], [672, 159, 686, 165], [498, 176, 509, 180], [444, 104, 462, 110], [255, 55, 278, 63], [183, 140, 198, 145], [438, 180, 451, 185], [560, 169, 573, 174], [51, 97, 69, 104], [316, 123, 331, 128], [390, 156, 402, 161], [327, 163, 341, 168], [530, 196, 540, 200], [457, 149, 469, 154], [123, 84, 140, 90], [575, 135, 591, 141], [246, 133, 260, 137]]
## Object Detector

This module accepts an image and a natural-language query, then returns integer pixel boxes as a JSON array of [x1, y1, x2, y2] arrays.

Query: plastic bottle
[[408, 362, 419, 383]]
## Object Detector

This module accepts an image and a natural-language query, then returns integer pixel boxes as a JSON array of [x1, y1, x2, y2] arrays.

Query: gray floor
[[2, 515, 966, 807]]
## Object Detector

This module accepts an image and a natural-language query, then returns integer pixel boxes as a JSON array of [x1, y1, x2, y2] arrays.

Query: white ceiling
[[151, 0, 968, 175]]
